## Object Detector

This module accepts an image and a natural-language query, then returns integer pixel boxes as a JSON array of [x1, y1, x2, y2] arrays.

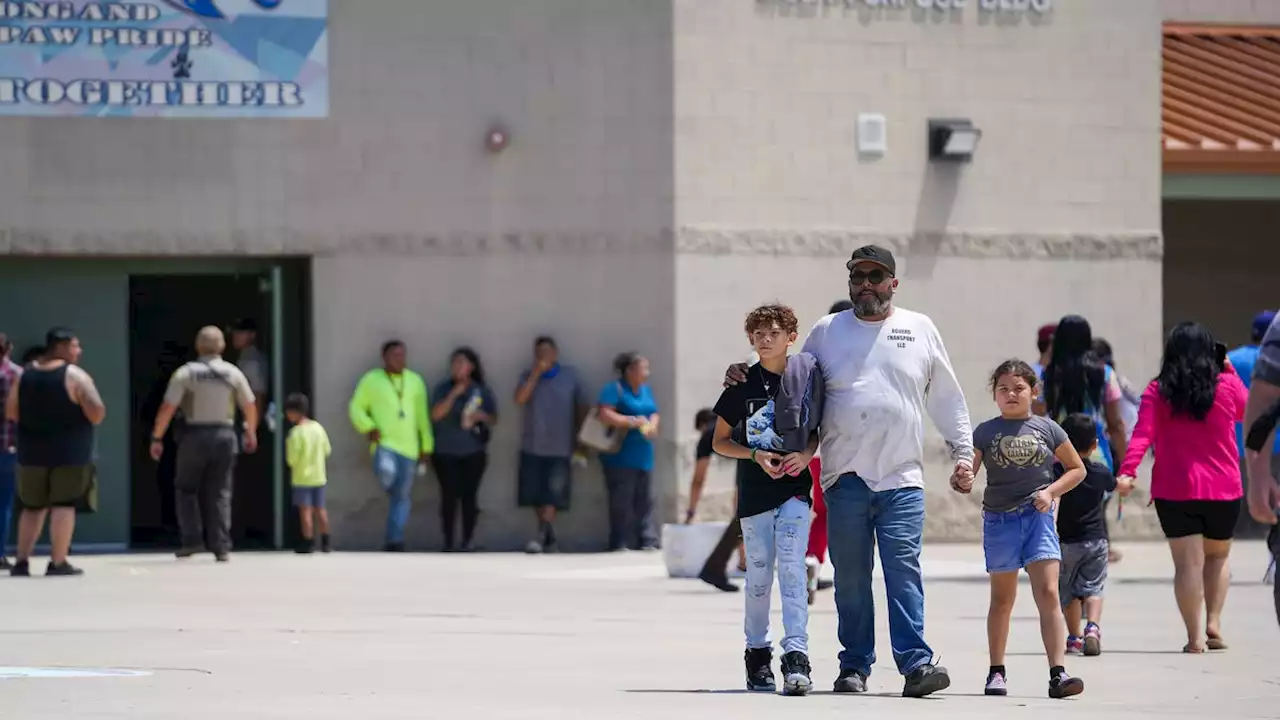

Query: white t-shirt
[[802, 307, 974, 492]]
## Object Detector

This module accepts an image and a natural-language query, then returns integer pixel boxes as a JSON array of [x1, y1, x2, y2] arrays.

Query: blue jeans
[[825, 474, 931, 676], [0, 452, 14, 554], [373, 447, 417, 546], [982, 502, 1061, 573], [741, 497, 811, 654]]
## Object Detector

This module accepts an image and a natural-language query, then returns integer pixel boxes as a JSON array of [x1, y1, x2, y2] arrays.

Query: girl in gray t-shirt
[[951, 359, 1087, 700]]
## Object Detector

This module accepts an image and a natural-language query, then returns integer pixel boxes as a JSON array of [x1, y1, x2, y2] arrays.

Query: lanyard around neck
[[386, 371, 406, 405]]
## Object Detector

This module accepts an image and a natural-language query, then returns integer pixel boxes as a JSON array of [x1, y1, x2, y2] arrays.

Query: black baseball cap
[[846, 244, 896, 275]]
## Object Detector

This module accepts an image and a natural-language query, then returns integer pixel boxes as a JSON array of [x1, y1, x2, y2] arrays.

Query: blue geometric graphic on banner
[[206, 16, 325, 73]]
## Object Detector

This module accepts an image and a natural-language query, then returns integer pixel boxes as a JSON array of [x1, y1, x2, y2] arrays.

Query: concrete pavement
[[1, 541, 1276, 719]]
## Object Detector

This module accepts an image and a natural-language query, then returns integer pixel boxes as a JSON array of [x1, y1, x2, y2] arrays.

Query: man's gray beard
[[852, 290, 892, 318]]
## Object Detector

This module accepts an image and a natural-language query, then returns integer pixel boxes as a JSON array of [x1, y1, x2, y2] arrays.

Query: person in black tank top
[[6, 328, 105, 578]]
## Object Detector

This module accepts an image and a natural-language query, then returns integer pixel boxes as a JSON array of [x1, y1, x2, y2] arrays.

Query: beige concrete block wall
[[303, 0, 677, 551], [0, 0, 679, 550], [314, 250, 675, 552], [1163, 0, 1280, 24], [672, 0, 1166, 539]]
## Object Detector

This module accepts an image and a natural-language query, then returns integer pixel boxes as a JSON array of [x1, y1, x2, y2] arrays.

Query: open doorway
[[129, 274, 276, 550]]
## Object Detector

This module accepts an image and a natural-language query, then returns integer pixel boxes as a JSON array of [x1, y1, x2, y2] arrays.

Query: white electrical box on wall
[[857, 113, 887, 156]]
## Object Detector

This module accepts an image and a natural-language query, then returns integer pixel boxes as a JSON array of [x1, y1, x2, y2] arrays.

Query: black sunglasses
[[848, 268, 892, 285]]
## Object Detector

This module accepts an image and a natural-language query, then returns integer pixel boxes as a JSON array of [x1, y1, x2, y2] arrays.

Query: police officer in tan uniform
[[149, 326, 258, 562]]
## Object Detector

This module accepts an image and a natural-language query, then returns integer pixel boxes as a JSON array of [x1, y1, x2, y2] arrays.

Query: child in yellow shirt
[[286, 393, 332, 554]]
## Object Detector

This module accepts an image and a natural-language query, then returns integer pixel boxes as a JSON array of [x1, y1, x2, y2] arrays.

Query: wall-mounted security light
[[927, 118, 982, 162]]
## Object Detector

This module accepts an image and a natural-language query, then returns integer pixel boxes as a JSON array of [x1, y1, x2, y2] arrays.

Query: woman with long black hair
[[1035, 316, 1127, 471], [430, 347, 498, 552], [1117, 322, 1248, 653]]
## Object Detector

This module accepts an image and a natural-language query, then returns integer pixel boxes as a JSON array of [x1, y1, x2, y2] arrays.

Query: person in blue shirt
[[1228, 310, 1278, 458], [596, 352, 660, 551]]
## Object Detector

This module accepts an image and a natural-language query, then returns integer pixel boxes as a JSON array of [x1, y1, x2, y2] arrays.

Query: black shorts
[[1154, 498, 1241, 541], [517, 453, 571, 511]]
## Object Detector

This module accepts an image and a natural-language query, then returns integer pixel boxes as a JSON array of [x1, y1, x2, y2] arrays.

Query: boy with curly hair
[[712, 303, 817, 695]]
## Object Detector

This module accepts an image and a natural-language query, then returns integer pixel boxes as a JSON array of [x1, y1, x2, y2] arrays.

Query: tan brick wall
[[1163, 0, 1280, 24], [0, 0, 1173, 544], [671, 0, 1167, 538]]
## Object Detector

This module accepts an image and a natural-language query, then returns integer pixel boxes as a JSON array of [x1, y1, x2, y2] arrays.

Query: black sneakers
[[175, 546, 202, 559], [9, 559, 84, 576], [320, 534, 332, 553], [45, 561, 83, 577], [780, 651, 813, 696], [1048, 670, 1084, 699], [902, 663, 951, 698], [744, 648, 776, 692], [833, 668, 867, 693]]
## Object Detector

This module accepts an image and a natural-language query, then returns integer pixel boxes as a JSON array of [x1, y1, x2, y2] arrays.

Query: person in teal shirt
[[349, 340, 434, 552], [597, 352, 660, 551]]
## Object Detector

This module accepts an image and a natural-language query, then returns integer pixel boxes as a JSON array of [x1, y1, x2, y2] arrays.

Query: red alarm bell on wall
[[485, 125, 509, 153]]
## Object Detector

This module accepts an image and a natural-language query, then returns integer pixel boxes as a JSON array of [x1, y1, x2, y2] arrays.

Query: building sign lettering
[[0, 0, 328, 117]]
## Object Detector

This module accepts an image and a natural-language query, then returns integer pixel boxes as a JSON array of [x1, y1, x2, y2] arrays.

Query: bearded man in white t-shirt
[[725, 245, 974, 698]]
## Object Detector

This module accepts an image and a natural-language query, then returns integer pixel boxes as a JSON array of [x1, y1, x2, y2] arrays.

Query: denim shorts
[[292, 486, 326, 508], [982, 502, 1061, 574]]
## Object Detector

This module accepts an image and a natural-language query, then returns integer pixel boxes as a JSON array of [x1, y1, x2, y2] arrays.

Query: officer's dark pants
[[175, 427, 238, 554]]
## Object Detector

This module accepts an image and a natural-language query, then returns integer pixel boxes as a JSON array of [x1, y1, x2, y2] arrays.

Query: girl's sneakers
[[984, 670, 1008, 696], [1066, 635, 1084, 655], [1082, 622, 1102, 656], [1049, 670, 1085, 699]]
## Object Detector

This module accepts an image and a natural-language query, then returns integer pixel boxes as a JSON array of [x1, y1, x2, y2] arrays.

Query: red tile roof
[[1164, 25, 1280, 173]]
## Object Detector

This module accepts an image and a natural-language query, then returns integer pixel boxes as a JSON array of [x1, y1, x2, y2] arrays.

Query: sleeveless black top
[[16, 364, 94, 466]]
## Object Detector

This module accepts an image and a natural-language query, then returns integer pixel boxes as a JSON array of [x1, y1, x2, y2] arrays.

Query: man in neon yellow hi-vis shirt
[[349, 340, 434, 552]]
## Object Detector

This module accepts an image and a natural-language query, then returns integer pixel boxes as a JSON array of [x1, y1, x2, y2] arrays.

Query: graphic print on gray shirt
[[974, 414, 1069, 513]]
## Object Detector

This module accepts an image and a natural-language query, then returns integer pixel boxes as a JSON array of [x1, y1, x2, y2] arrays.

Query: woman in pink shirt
[[1117, 322, 1247, 654]]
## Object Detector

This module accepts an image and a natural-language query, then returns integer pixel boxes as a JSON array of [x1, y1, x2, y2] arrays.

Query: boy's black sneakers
[[9, 559, 30, 577], [320, 534, 332, 553], [295, 540, 314, 554], [780, 651, 813, 696], [45, 561, 84, 577], [833, 668, 867, 693], [744, 647, 776, 692], [902, 663, 951, 698]]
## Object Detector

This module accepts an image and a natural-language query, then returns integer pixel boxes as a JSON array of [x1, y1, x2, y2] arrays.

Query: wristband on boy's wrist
[[750, 448, 757, 462]]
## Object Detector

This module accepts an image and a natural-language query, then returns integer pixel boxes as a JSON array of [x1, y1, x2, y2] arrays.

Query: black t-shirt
[[1055, 459, 1117, 544], [695, 427, 714, 460], [713, 363, 812, 519]]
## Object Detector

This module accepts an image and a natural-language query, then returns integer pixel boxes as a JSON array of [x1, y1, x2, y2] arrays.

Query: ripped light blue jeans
[[741, 496, 811, 654]]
